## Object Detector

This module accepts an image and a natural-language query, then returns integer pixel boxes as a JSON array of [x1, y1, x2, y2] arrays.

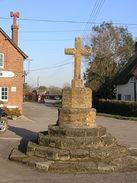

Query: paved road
[[0, 101, 137, 183]]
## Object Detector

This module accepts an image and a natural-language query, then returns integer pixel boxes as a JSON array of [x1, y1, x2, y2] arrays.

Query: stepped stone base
[[10, 125, 137, 173]]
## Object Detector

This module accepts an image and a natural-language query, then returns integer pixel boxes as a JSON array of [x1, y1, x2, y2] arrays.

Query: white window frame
[[125, 94, 131, 101], [0, 87, 8, 102], [0, 53, 4, 68]]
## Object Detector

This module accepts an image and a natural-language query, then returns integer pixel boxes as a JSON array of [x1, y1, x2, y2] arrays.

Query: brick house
[[0, 12, 28, 114]]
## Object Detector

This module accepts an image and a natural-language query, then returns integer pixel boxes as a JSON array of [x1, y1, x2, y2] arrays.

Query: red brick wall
[[0, 32, 24, 114]]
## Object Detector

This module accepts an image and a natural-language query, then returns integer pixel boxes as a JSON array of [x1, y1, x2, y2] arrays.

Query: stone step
[[10, 148, 45, 167], [38, 132, 117, 149], [48, 136, 104, 149], [38, 133, 49, 146], [49, 155, 137, 173], [27, 141, 46, 157], [10, 147, 137, 173], [26, 140, 127, 163], [26, 141, 70, 161], [27, 141, 92, 161], [48, 125, 106, 138], [48, 161, 97, 173], [89, 145, 129, 163]]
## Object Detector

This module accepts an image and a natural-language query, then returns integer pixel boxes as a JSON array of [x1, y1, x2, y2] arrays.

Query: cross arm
[[65, 48, 76, 55], [81, 49, 91, 56]]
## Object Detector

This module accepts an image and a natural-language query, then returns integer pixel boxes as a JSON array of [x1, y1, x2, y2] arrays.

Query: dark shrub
[[93, 99, 137, 117], [24, 92, 37, 102]]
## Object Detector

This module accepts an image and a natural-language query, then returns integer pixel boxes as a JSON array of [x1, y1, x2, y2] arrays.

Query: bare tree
[[84, 22, 135, 99]]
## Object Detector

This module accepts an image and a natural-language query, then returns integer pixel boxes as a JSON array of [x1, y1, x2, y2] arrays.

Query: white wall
[[116, 77, 137, 101]]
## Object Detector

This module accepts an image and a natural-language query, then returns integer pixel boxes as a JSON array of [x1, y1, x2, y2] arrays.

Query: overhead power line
[[0, 16, 137, 26], [90, 0, 105, 24], [18, 29, 93, 33], [30, 62, 72, 72], [82, 0, 105, 40], [4, 27, 137, 35], [0, 16, 96, 24]]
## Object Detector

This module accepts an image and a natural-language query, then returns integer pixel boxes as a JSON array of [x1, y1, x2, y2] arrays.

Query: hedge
[[4, 107, 21, 117], [93, 99, 137, 117]]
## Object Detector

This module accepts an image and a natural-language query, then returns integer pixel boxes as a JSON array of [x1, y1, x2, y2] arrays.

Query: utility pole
[[17, 57, 32, 81], [134, 77, 137, 101], [37, 76, 39, 88], [27, 59, 32, 74], [23, 70, 27, 84], [130, 77, 137, 101]]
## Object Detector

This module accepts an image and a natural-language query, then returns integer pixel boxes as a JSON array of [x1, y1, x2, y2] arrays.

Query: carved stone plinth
[[59, 108, 96, 128], [60, 87, 96, 128], [62, 87, 92, 108]]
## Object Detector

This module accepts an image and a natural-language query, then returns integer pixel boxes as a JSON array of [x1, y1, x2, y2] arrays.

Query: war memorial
[[10, 37, 137, 173]]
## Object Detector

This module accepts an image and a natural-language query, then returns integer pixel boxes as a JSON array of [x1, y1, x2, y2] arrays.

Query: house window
[[118, 94, 121, 100], [125, 95, 131, 101], [0, 53, 4, 68], [0, 87, 8, 101]]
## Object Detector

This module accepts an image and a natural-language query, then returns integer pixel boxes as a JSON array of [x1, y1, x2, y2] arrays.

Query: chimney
[[135, 42, 137, 54], [10, 11, 19, 46]]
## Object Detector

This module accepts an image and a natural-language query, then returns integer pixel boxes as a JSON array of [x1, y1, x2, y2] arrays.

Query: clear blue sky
[[0, 0, 137, 88]]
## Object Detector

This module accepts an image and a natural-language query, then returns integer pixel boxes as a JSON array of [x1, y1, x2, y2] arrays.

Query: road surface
[[0, 101, 137, 183]]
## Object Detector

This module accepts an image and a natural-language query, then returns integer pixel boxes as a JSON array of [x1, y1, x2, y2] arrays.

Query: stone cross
[[65, 37, 91, 87], [10, 11, 19, 25]]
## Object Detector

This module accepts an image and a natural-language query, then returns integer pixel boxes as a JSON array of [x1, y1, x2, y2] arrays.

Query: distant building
[[114, 43, 137, 101], [0, 12, 28, 113], [37, 87, 47, 96]]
